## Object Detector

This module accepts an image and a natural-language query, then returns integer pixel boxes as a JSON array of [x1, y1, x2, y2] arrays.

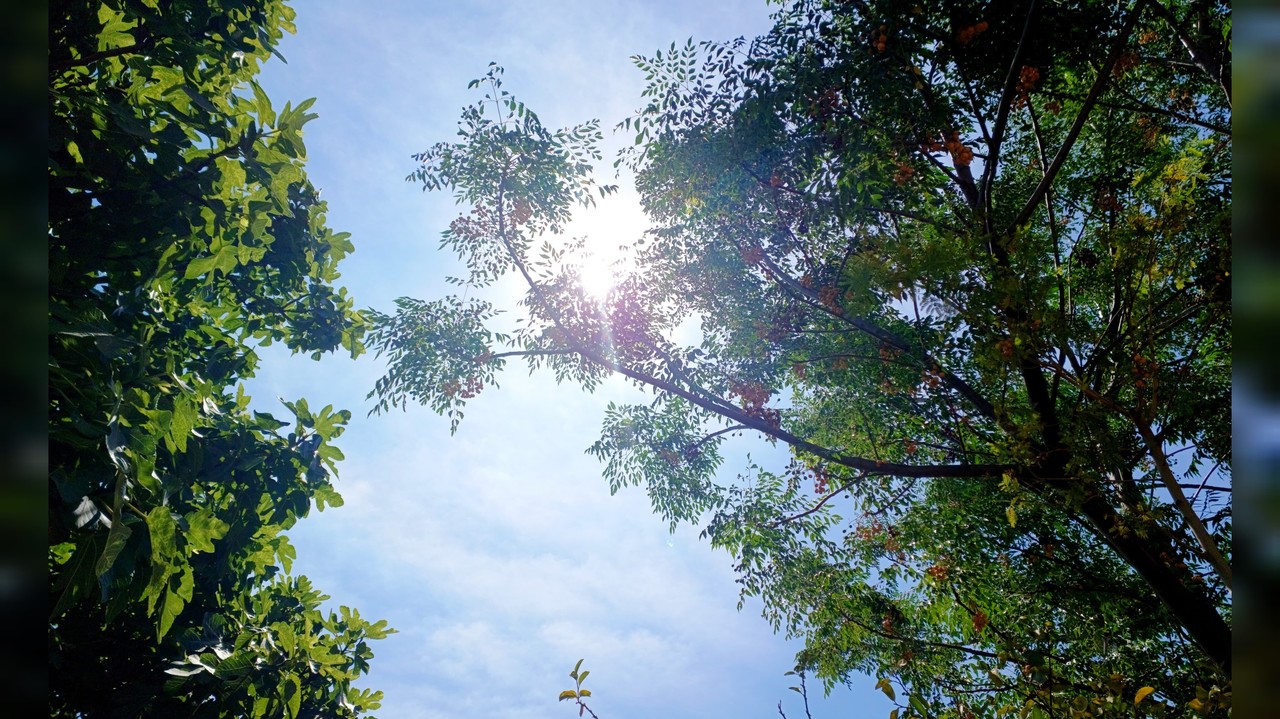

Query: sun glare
[[564, 193, 646, 301], [579, 251, 620, 300]]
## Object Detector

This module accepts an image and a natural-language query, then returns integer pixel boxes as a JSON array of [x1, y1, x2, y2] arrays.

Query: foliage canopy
[[374, 1, 1231, 717], [49, 1, 389, 716]]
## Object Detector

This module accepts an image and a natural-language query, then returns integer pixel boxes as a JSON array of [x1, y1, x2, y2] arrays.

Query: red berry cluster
[[1013, 65, 1040, 108], [442, 375, 484, 399], [955, 20, 989, 46], [729, 380, 780, 428]]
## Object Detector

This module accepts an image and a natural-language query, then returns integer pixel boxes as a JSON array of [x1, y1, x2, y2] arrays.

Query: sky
[[246, 2, 897, 718]]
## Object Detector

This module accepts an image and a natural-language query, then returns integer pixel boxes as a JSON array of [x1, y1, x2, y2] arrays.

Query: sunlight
[[578, 247, 624, 300], [563, 190, 647, 301]]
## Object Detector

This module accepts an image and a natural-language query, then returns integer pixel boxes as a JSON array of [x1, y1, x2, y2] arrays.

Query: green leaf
[[178, 84, 218, 113], [158, 583, 184, 639], [270, 162, 303, 201], [281, 673, 302, 719], [250, 80, 277, 126], [211, 244, 240, 275], [217, 651, 255, 677], [174, 565, 194, 601], [215, 156, 247, 192], [168, 396, 198, 454], [275, 537, 297, 574], [51, 534, 104, 619], [313, 485, 344, 510], [96, 521, 133, 577], [186, 509, 230, 553], [146, 507, 179, 563], [184, 254, 220, 280], [364, 618, 395, 640], [253, 411, 291, 431], [275, 622, 297, 655], [95, 3, 137, 51]]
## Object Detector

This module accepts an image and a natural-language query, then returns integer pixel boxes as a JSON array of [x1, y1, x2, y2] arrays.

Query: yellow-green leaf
[[559, 690, 577, 701], [281, 673, 302, 719], [1006, 504, 1018, 528], [157, 584, 184, 639], [276, 622, 297, 655], [168, 395, 198, 454], [95, 521, 132, 577], [146, 507, 178, 563], [185, 506, 230, 550], [1135, 686, 1155, 705]]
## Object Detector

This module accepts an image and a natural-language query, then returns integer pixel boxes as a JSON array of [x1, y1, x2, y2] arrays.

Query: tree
[[49, 2, 390, 716], [371, 1, 1231, 716]]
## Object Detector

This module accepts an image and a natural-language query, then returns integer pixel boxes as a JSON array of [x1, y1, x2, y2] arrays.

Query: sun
[[579, 248, 622, 300], [563, 194, 645, 301]]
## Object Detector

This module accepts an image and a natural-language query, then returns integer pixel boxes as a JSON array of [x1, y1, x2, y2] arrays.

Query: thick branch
[[1051, 369, 1230, 588], [1065, 481, 1231, 673], [1028, 364, 1233, 670], [595, 343, 1006, 479]]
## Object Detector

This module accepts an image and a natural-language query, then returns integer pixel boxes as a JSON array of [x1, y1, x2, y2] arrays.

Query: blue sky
[[247, 2, 897, 717]]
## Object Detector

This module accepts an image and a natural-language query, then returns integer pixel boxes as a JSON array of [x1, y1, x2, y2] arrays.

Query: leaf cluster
[[49, 2, 389, 716]]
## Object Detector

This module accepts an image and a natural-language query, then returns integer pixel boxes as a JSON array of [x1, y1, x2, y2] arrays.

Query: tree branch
[[1148, 0, 1230, 105], [1042, 89, 1230, 135], [1042, 361, 1233, 590], [980, 0, 1040, 226], [1006, 0, 1150, 233], [50, 36, 157, 74], [493, 169, 1008, 481], [489, 349, 577, 360], [756, 248, 999, 423], [769, 473, 868, 527], [1134, 421, 1233, 590]]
